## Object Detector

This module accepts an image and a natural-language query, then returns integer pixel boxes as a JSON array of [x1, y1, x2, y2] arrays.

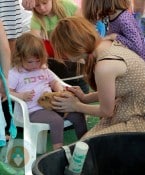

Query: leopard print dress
[[82, 41, 145, 139]]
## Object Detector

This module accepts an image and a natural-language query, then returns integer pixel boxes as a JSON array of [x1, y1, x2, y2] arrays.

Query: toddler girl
[[8, 33, 87, 150]]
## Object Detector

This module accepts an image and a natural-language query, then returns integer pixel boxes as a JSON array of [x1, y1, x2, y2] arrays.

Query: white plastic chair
[[10, 95, 72, 175]]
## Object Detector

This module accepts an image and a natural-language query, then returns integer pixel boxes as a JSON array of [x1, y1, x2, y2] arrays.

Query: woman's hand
[[51, 92, 80, 113], [66, 86, 86, 102]]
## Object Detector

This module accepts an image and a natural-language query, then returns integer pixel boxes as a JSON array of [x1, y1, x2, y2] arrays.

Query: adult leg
[[30, 109, 64, 150], [66, 112, 88, 139], [2, 100, 14, 140], [8, 39, 16, 57]]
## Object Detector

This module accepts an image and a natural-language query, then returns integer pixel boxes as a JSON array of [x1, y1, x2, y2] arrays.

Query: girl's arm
[[10, 89, 35, 101], [47, 68, 68, 92], [50, 80, 64, 92]]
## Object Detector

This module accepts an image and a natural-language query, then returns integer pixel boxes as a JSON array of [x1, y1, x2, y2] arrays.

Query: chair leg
[[37, 130, 48, 154], [23, 129, 38, 175], [23, 128, 48, 174]]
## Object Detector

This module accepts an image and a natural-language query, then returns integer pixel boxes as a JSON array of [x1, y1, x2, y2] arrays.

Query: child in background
[[73, 0, 106, 36], [31, 0, 81, 57], [96, 20, 106, 37], [0, 0, 22, 54], [131, 0, 145, 38], [30, 0, 89, 94], [82, 0, 145, 60], [73, 0, 81, 7], [8, 33, 87, 150]]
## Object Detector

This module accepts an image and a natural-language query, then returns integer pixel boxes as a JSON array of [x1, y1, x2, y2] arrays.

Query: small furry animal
[[38, 91, 73, 110]]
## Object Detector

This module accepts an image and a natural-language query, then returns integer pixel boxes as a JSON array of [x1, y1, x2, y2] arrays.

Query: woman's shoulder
[[96, 40, 112, 56], [96, 40, 128, 61]]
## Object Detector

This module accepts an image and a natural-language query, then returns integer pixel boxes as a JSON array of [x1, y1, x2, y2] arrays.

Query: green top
[[30, 0, 77, 37]]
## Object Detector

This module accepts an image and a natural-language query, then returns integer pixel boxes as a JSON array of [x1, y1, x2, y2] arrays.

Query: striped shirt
[[0, 0, 22, 39]]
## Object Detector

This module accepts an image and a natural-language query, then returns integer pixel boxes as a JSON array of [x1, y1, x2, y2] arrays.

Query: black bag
[[33, 132, 145, 175]]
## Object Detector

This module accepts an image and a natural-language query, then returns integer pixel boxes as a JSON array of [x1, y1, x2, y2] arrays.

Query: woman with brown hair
[[50, 16, 145, 138]]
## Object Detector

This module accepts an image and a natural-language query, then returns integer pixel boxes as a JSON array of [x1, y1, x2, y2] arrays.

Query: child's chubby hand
[[21, 90, 35, 101]]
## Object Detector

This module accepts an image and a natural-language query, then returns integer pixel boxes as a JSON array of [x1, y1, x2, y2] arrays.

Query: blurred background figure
[[73, 0, 81, 7], [22, 0, 35, 10], [0, 0, 22, 54], [19, 0, 32, 33], [131, 0, 145, 37]]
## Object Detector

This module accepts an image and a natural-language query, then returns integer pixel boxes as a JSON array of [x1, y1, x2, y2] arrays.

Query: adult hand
[[66, 86, 85, 102], [52, 92, 80, 113], [22, 0, 35, 10]]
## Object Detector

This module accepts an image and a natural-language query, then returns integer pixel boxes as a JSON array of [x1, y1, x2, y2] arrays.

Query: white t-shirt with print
[[9, 68, 58, 113]]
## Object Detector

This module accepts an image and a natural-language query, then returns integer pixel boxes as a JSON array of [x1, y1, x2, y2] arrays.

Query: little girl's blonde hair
[[33, 0, 67, 39]]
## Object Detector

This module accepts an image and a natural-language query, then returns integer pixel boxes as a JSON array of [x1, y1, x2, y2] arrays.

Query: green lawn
[[46, 116, 99, 152]]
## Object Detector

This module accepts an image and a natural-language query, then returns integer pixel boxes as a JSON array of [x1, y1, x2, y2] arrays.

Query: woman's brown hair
[[51, 16, 102, 90], [12, 33, 47, 70], [82, 0, 130, 23]]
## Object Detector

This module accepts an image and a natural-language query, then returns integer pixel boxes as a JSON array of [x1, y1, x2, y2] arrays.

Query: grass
[[46, 116, 99, 152]]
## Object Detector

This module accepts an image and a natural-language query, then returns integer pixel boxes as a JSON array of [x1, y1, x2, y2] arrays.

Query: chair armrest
[[10, 94, 30, 125]]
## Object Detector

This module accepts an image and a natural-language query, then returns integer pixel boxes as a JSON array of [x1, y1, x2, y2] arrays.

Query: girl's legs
[[66, 112, 88, 139], [30, 109, 64, 150]]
